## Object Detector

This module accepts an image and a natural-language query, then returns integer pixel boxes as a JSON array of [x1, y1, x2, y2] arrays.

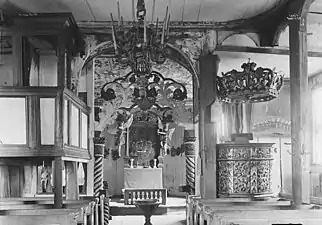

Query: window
[[312, 87, 322, 164]]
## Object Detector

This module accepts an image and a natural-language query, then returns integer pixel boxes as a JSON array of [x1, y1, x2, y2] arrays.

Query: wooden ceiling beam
[[214, 45, 322, 58], [77, 21, 255, 34]]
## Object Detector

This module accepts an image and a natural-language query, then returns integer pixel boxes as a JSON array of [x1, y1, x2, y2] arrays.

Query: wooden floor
[[110, 196, 186, 216], [110, 212, 186, 225]]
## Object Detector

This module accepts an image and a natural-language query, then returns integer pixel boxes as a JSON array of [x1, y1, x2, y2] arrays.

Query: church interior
[[1, 0, 322, 224]]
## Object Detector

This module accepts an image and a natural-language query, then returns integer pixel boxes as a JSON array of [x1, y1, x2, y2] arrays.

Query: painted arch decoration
[[79, 40, 199, 88]]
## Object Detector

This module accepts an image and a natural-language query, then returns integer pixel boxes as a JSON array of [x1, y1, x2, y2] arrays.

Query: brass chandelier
[[110, 0, 171, 75]]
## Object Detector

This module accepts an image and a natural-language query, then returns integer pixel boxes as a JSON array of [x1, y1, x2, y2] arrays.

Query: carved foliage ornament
[[217, 60, 284, 103], [100, 70, 189, 122]]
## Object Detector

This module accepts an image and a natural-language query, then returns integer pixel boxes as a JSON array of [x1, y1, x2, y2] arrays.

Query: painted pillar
[[183, 129, 197, 195], [94, 143, 105, 196]]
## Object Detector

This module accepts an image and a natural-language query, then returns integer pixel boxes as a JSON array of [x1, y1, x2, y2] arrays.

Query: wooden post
[[86, 60, 95, 196], [94, 144, 104, 196], [198, 54, 220, 199], [65, 161, 79, 200], [183, 129, 197, 195], [12, 35, 23, 86], [0, 164, 10, 197], [289, 16, 311, 206], [54, 157, 63, 208]]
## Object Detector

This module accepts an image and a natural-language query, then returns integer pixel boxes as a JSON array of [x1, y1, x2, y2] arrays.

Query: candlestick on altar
[[130, 158, 134, 168], [153, 159, 157, 168]]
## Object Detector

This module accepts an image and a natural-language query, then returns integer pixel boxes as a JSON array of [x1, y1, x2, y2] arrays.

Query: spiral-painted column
[[183, 129, 196, 195], [94, 144, 104, 196], [103, 181, 111, 224]]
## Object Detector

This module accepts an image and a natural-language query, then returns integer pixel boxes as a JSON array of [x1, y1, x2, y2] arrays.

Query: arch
[[218, 32, 260, 47], [252, 118, 291, 134], [79, 40, 200, 88]]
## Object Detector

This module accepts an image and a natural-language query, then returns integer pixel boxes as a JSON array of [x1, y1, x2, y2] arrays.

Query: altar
[[124, 168, 163, 189]]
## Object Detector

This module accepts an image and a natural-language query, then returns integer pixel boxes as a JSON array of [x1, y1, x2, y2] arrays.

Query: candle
[[132, 0, 135, 22], [110, 13, 118, 54], [161, 6, 168, 44], [144, 17, 147, 43], [152, 0, 156, 22], [166, 14, 171, 37], [117, 1, 121, 27]]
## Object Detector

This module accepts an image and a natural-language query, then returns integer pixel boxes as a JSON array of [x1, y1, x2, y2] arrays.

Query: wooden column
[[0, 164, 10, 198], [183, 130, 197, 195], [94, 144, 104, 196], [86, 60, 95, 196], [54, 35, 67, 208], [289, 16, 311, 206], [65, 161, 79, 200], [54, 157, 64, 208], [198, 54, 220, 199]]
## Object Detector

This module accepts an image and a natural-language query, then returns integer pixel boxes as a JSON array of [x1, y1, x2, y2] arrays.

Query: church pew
[[0, 197, 101, 225], [205, 209, 322, 225], [187, 196, 292, 225], [0, 208, 79, 225]]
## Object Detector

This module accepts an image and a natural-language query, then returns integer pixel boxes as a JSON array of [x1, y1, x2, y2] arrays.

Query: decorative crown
[[216, 60, 284, 103]]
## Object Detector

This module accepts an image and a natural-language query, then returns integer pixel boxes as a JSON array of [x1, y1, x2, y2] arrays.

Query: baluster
[[156, 190, 160, 201], [100, 195, 104, 225], [133, 191, 137, 202], [90, 202, 95, 225], [83, 206, 88, 225], [130, 191, 134, 205], [95, 198, 99, 225]]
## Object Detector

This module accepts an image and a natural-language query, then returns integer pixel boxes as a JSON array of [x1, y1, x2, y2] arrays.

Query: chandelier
[[216, 60, 284, 103], [110, 0, 170, 75]]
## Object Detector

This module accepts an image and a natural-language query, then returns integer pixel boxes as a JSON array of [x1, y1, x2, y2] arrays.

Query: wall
[[251, 81, 292, 195]]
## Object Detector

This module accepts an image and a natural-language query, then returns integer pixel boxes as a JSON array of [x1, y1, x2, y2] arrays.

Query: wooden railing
[[124, 188, 167, 205]]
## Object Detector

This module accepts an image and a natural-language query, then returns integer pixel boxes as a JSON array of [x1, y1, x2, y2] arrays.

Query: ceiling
[[0, 0, 321, 79], [0, 0, 285, 22]]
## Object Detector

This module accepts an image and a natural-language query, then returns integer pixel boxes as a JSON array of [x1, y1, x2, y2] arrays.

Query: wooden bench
[[187, 196, 293, 225], [0, 197, 104, 225], [124, 188, 167, 205], [0, 208, 79, 225], [207, 209, 322, 225]]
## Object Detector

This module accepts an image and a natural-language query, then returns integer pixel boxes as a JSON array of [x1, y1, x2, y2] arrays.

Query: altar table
[[124, 168, 163, 189]]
